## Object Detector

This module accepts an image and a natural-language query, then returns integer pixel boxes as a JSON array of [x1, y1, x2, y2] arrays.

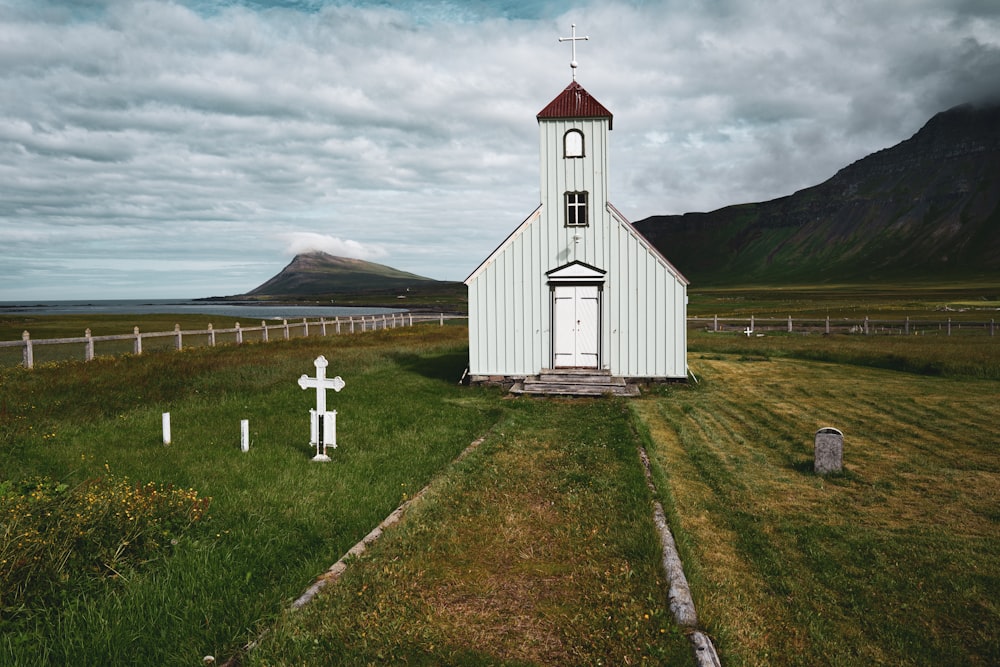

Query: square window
[[565, 191, 588, 226]]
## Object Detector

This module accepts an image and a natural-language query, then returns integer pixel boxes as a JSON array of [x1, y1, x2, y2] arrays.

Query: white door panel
[[553, 285, 599, 368]]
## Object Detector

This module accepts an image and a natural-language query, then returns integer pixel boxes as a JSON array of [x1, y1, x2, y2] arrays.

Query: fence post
[[22, 331, 33, 369], [261, 320, 268, 342], [133, 326, 142, 355], [303, 317, 309, 337], [174, 324, 182, 351], [825, 316, 830, 334], [320, 317, 327, 336], [992, 319, 995, 337], [948, 318, 952, 336], [335, 317, 341, 334], [440, 313, 444, 326], [235, 322, 243, 344], [350, 317, 355, 334], [208, 323, 216, 347], [750, 315, 754, 332], [905, 316, 910, 335], [283, 319, 290, 340], [85, 328, 94, 361], [713, 315, 718, 332], [864, 316, 869, 335], [409, 313, 413, 327], [787, 316, 792, 333]]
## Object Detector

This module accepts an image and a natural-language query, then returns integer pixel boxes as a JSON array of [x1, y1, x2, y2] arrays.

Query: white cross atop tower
[[298, 355, 345, 461], [558, 23, 589, 81]]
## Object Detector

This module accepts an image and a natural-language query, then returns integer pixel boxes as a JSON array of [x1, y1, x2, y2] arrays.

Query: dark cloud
[[0, 0, 997, 298]]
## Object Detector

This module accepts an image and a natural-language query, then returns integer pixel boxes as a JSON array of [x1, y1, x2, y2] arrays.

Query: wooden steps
[[510, 368, 640, 397]]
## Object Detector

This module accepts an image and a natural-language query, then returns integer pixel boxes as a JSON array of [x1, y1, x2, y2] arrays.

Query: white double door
[[552, 285, 600, 368]]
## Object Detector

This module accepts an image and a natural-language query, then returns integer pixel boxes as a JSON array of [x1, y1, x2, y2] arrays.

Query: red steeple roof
[[537, 81, 613, 130]]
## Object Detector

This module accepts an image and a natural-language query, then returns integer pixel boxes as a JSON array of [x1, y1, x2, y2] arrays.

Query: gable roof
[[607, 202, 690, 285], [464, 204, 542, 285], [537, 81, 613, 130]]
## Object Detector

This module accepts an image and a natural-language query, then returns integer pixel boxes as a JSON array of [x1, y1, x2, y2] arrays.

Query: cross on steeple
[[558, 23, 589, 81]]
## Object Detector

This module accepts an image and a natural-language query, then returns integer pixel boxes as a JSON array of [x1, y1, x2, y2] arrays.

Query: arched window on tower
[[564, 129, 584, 158]]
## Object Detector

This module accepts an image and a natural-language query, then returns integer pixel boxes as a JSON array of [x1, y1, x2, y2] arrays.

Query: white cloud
[[0, 0, 997, 299], [281, 232, 387, 260]]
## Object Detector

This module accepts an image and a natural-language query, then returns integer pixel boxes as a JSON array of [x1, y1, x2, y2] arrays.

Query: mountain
[[633, 103, 1000, 284], [245, 252, 446, 296]]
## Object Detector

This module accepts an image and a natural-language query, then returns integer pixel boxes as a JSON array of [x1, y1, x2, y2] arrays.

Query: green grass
[[688, 282, 1000, 320], [249, 398, 693, 666], [3, 300, 998, 665], [688, 329, 1000, 380], [635, 352, 999, 666], [0, 313, 247, 341], [0, 325, 501, 665]]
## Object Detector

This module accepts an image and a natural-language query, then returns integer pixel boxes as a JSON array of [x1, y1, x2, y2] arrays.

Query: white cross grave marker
[[297, 355, 345, 462]]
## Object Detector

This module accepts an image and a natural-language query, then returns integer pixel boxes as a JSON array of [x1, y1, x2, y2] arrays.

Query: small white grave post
[[297, 356, 345, 462], [162, 412, 171, 445], [240, 419, 250, 452]]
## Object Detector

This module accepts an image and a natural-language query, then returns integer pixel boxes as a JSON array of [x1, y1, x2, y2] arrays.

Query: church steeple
[[537, 81, 613, 130]]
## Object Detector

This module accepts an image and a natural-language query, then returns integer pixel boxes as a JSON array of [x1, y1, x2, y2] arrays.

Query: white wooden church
[[465, 28, 689, 394]]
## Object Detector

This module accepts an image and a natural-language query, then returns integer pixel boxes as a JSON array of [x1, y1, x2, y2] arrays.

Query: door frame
[[546, 261, 606, 370]]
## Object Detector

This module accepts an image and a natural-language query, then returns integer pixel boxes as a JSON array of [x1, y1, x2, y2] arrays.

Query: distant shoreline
[[0, 299, 407, 319]]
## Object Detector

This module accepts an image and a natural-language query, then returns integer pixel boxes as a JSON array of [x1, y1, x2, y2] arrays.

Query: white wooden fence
[[691, 315, 998, 337], [1, 313, 452, 370], [5, 313, 995, 370]]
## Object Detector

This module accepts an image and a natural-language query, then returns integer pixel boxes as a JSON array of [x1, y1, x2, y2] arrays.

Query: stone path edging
[[638, 447, 723, 667], [292, 433, 490, 609], [220, 433, 490, 666], [224, 434, 717, 666]]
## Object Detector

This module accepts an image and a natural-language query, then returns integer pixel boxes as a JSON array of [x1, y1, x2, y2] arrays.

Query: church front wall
[[468, 113, 687, 381], [604, 211, 688, 379], [467, 211, 550, 377], [538, 118, 610, 270]]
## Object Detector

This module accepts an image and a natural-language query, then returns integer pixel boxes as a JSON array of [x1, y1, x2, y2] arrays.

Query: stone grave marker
[[814, 427, 843, 474]]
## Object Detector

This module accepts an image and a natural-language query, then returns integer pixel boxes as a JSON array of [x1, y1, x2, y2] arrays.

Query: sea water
[[0, 299, 403, 319]]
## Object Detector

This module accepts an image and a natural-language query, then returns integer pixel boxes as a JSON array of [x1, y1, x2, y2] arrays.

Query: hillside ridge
[[633, 102, 1000, 284], [246, 252, 441, 296]]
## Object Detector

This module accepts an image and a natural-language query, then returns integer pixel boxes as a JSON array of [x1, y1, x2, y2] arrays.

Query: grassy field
[[635, 350, 999, 665], [2, 298, 997, 665], [250, 398, 694, 665], [688, 282, 1000, 320], [0, 325, 500, 665]]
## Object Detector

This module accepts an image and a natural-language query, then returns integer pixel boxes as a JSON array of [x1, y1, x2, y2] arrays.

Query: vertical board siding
[[468, 114, 688, 379]]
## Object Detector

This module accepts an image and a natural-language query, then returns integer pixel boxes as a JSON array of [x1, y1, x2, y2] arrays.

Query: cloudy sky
[[2, 0, 998, 300]]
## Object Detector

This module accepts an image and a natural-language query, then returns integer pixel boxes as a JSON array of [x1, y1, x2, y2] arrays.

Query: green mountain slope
[[634, 103, 1000, 285], [246, 252, 442, 296]]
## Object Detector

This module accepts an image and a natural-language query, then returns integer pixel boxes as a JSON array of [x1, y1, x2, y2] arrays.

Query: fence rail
[[4, 313, 995, 370], [1, 313, 454, 369], [690, 315, 998, 337]]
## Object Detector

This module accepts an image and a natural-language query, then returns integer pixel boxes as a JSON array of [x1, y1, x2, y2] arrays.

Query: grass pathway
[[248, 398, 695, 666]]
